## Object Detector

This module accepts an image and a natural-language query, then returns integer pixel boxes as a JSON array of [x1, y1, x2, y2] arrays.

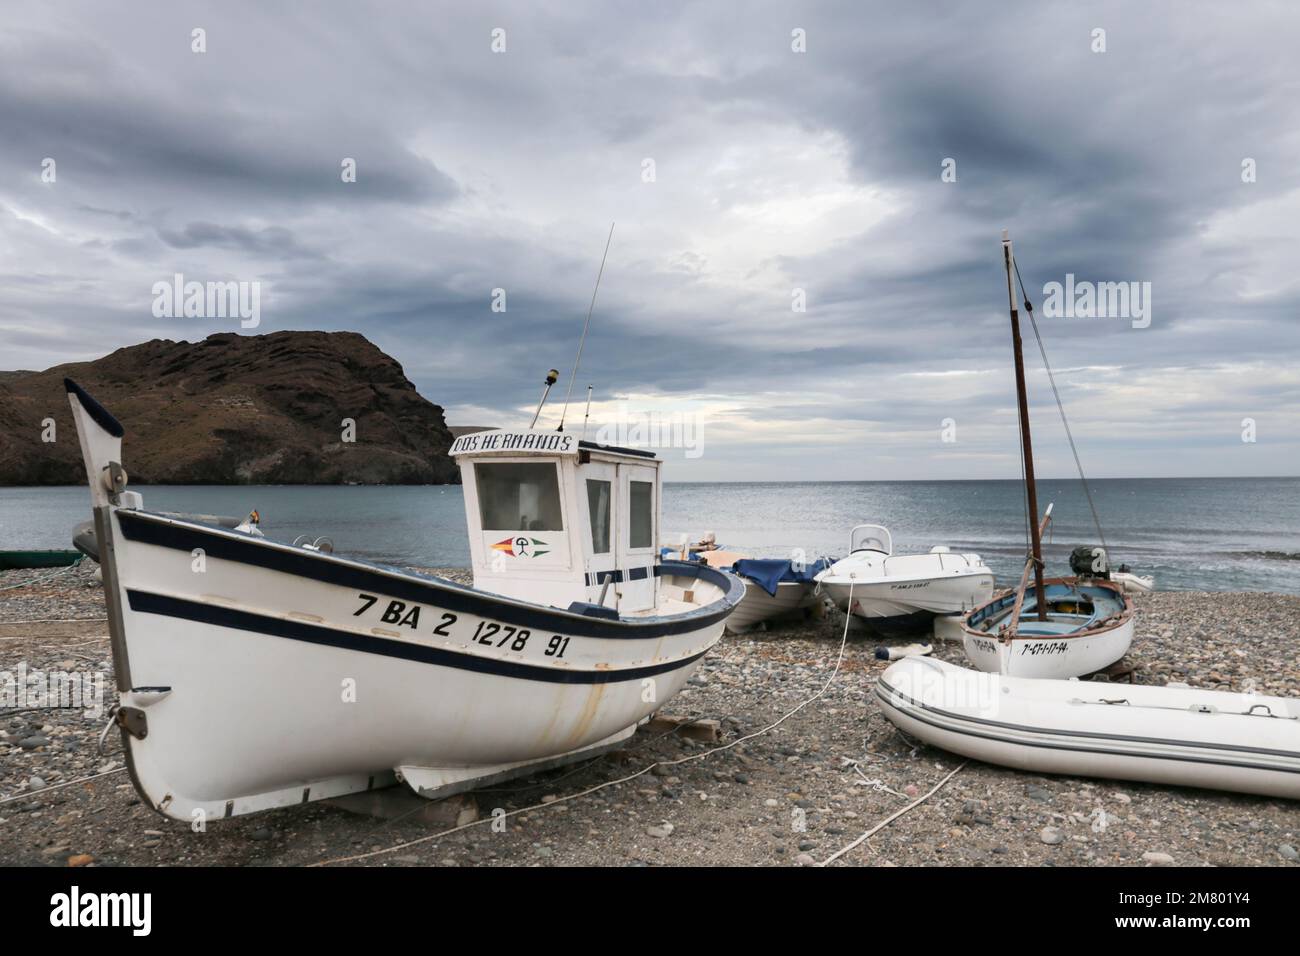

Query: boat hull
[[724, 580, 817, 633], [821, 571, 994, 632], [963, 615, 1135, 678], [104, 510, 737, 821], [877, 657, 1300, 800]]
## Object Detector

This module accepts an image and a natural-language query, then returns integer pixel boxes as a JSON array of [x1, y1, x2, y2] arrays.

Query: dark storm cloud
[[157, 222, 320, 259], [0, 1, 1296, 478]]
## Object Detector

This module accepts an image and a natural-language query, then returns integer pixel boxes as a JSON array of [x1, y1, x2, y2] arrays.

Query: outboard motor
[[1069, 545, 1110, 578]]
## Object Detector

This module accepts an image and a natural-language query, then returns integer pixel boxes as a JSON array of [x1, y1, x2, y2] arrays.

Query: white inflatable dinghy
[[876, 656, 1300, 800]]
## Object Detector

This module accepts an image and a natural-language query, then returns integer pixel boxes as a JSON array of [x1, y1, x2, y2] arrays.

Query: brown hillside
[[0, 331, 459, 485]]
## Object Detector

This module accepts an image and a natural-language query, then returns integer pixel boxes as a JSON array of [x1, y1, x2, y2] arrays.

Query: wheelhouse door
[[580, 462, 618, 608], [618, 463, 658, 612]]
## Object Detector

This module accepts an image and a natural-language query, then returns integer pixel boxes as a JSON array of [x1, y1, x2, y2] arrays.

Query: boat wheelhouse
[[451, 429, 664, 614]]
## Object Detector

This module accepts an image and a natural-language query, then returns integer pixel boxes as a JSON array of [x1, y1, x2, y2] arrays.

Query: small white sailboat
[[962, 573, 1136, 678], [67, 379, 742, 822], [816, 525, 994, 636], [877, 656, 1300, 800], [960, 233, 1135, 679]]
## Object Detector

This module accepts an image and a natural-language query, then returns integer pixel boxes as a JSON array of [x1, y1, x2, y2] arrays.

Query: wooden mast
[[1002, 231, 1048, 620]]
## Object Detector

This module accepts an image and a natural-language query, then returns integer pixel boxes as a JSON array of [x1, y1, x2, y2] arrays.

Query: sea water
[[1, 478, 1297, 594]]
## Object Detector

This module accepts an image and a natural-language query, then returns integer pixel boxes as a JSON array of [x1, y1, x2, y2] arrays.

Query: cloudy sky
[[2, 1, 1298, 480]]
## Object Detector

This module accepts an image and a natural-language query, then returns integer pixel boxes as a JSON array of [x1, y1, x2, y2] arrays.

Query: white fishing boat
[[67, 379, 742, 822], [693, 550, 828, 633], [960, 233, 1135, 679], [877, 656, 1300, 800], [816, 525, 994, 636]]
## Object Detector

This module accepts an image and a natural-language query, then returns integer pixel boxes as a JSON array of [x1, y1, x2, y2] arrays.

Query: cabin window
[[586, 479, 611, 553], [629, 480, 653, 549], [475, 462, 564, 531]]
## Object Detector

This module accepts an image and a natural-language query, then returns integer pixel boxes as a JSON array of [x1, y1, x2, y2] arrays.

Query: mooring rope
[[0, 767, 126, 805], [818, 760, 967, 866], [0, 563, 83, 592]]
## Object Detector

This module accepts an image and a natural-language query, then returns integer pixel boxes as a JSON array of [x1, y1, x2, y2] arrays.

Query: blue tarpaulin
[[731, 557, 833, 597]]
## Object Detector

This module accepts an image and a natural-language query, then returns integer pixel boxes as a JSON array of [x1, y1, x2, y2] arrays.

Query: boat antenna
[[581, 384, 593, 440], [557, 222, 615, 432], [1003, 230, 1048, 620], [1011, 257, 1109, 555], [529, 368, 560, 429]]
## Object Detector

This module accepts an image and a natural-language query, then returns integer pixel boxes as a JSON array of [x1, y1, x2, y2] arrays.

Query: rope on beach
[[0, 766, 126, 806], [817, 760, 967, 866], [310, 582, 862, 868], [0, 564, 85, 592]]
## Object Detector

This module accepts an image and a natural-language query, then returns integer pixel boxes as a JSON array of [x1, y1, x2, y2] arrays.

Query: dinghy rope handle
[[1075, 696, 1300, 719], [1245, 703, 1289, 718]]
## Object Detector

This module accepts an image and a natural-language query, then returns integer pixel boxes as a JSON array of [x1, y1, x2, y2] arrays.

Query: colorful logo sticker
[[492, 536, 550, 558]]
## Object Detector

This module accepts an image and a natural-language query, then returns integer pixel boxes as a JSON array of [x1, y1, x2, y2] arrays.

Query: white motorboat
[[1112, 567, 1155, 594], [959, 233, 1135, 679], [815, 525, 994, 636], [693, 550, 827, 633], [877, 656, 1300, 800], [67, 379, 742, 822]]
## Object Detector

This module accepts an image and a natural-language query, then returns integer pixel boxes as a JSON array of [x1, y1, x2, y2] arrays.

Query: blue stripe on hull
[[126, 589, 708, 685]]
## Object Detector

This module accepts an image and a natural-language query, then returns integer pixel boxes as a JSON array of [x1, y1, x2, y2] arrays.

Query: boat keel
[[395, 722, 639, 800]]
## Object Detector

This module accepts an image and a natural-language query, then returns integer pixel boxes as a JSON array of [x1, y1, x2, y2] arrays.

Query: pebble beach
[[3, 561, 1298, 868]]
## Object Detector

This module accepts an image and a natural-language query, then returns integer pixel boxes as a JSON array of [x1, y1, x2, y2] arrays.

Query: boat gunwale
[[817, 565, 994, 589], [114, 508, 745, 640]]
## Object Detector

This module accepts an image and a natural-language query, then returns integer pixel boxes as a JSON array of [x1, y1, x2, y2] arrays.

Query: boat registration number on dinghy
[[352, 593, 572, 659], [1019, 641, 1069, 657]]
